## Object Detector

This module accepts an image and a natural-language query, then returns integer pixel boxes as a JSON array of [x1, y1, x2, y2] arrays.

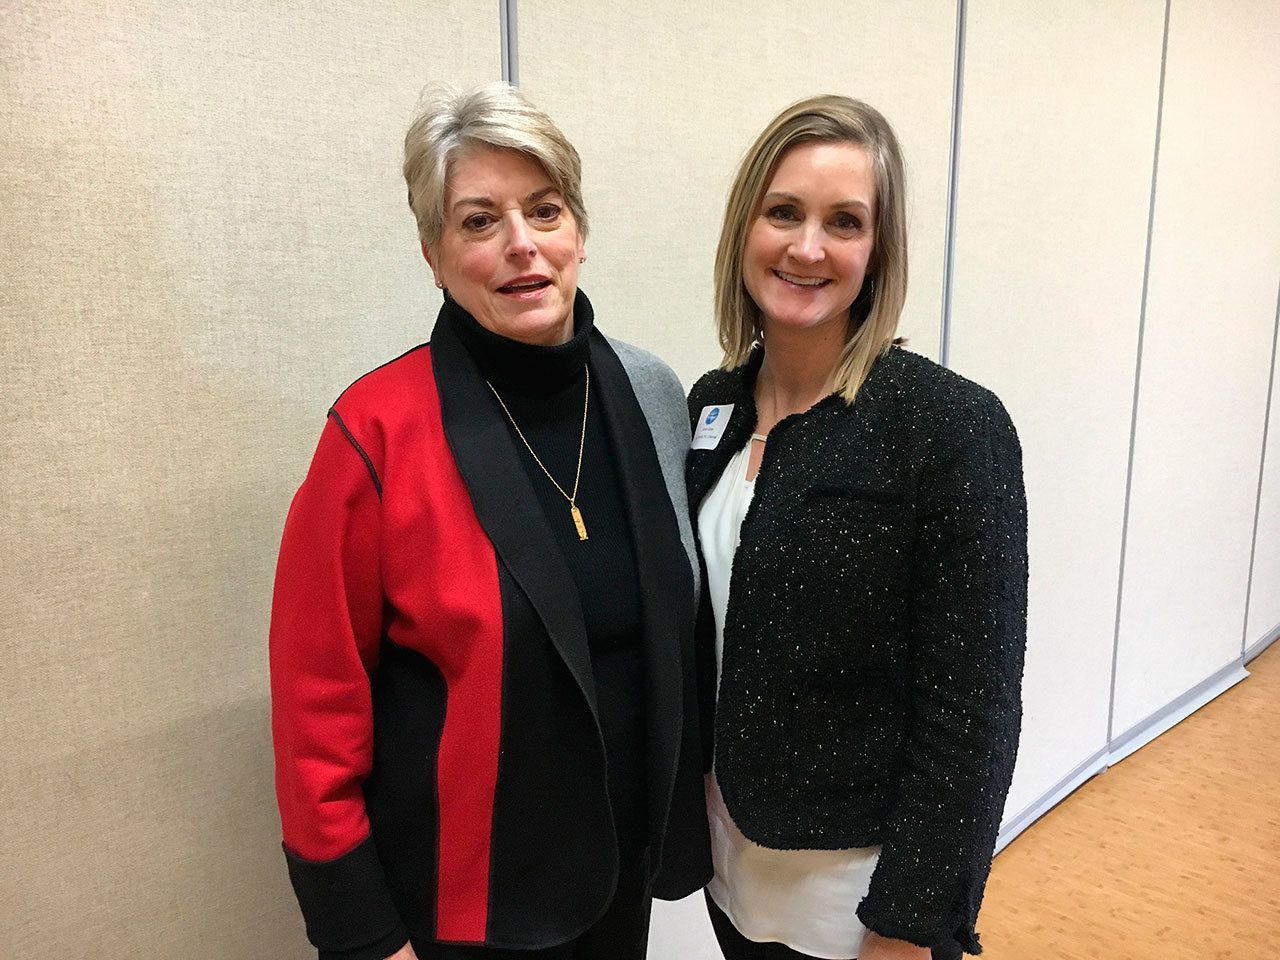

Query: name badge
[[691, 404, 734, 450]]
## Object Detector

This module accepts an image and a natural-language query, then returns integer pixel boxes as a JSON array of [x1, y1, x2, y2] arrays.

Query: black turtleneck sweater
[[447, 297, 648, 855]]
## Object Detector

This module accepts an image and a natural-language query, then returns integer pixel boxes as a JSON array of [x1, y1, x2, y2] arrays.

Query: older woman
[[687, 96, 1027, 960], [269, 83, 710, 960]]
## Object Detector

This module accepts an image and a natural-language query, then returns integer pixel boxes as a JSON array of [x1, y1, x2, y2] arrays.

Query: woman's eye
[[831, 212, 862, 233], [530, 203, 562, 222], [765, 204, 800, 222], [462, 213, 496, 231]]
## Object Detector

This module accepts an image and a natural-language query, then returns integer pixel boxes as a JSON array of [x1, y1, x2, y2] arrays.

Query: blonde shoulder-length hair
[[714, 95, 908, 403]]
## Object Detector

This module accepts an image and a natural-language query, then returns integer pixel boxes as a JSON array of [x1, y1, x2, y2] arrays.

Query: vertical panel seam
[[500, 0, 519, 85], [939, 0, 966, 367], [1108, 0, 1173, 745], [1241, 278, 1280, 654], [499, 0, 508, 82]]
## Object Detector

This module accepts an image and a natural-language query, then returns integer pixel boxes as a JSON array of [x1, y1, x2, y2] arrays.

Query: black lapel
[[685, 352, 760, 510], [430, 313, 598, 714], [589, 334, 695, 833]]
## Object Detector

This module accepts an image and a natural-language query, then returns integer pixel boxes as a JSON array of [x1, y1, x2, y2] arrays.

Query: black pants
[[409, 854, 652, 960], [706, 891, 963, 960]]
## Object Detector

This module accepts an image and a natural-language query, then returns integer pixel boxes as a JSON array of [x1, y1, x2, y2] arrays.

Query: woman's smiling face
[[426, 146, 584, 345], [742, 140, 877, 339]]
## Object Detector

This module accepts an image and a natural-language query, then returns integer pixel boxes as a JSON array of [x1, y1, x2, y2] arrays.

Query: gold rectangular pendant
[[570, 504, 588, 541]]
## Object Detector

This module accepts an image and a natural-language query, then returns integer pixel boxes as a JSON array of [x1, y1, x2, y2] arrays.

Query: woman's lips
[[497, 277, 553, 300], [772, 268, 831, 290]]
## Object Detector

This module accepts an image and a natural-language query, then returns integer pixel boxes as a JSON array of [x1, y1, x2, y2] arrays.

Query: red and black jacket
[[270, 305, 711, 959]]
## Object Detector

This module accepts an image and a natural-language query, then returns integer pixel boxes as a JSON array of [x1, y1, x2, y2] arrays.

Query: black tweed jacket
[[686, 345, 1028, 955]]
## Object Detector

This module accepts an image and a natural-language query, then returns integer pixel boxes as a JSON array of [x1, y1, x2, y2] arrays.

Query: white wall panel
[[520, 1, 958, 387], [0, 2, 497, 956], [948, 1, 1167, 821], [1246, 311, 1280, 651], [1113, 0, 1280, 734]]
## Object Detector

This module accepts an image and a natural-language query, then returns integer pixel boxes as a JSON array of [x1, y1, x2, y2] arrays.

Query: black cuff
[[318, 926, 410, 960], [285, 835, 408, 955]]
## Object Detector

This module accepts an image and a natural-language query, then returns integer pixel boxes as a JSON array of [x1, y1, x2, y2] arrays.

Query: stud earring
[[434, 279, 444, 289]]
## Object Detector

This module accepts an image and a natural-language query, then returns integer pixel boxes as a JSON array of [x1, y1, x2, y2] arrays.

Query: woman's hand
[[859, 930, 932, 960], [385, 943, 419, 960]]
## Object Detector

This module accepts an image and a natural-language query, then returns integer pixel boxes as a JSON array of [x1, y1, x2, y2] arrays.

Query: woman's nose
[[505, 214, 537, 260], [788, 222, 826, 264]]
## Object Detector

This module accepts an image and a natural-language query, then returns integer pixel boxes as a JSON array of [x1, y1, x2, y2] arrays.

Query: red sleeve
[[269, 412, 408, 958]]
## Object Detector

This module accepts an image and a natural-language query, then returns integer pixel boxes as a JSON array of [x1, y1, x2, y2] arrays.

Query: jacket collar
[[430, 301, 694, 804], [685, 347, 761, 510], [429, 309, 600, 713], [686, 344, 901, 509], [590, 335, 695, 844]]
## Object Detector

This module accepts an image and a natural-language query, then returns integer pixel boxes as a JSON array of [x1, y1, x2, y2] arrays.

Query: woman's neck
[[755, 321, 846, 427]]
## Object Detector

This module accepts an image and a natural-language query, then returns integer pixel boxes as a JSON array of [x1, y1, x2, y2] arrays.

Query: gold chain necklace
[[486, 365, 591, 541]]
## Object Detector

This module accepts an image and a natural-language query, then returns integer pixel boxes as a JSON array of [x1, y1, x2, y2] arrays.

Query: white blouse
[[698, 438, 881, 960]]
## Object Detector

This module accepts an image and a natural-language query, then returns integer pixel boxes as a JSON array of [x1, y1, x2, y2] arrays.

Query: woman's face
[[426, 147, 584, 345], [742, 140, 877, 339]]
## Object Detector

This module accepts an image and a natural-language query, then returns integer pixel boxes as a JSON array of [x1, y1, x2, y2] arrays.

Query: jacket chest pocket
[[805, 483, 907, 526]]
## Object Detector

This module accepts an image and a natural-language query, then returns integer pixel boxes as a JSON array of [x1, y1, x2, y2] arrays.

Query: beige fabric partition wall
[[0, 2, 496, 955], [518, 1, 958, 387], [1111, 0, 1280, 736], [947, 0, 1168, 822]]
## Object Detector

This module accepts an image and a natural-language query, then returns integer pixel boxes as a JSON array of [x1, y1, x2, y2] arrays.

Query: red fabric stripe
[[415, 352, 503, 942], [433, 589, 503, 941]]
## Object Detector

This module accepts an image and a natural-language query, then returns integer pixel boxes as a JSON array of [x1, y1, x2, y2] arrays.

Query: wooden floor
[[979, 642, 1280, 959]]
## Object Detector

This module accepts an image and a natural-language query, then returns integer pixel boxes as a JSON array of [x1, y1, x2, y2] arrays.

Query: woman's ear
[[421, 241, 443, 288]]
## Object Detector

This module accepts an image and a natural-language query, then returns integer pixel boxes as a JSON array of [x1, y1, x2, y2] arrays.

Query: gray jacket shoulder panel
[[606, 336, 698, 594]]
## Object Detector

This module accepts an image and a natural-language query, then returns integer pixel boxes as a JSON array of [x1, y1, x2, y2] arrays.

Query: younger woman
[[688, 95, 1028, 960]]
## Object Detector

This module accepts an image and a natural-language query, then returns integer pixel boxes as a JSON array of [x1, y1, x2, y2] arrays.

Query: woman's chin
[[763, 307, 842, 336], [487, 303, 573, 346]]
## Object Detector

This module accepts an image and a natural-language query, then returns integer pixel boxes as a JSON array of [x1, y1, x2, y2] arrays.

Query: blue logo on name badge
[[705, 408, 720, 426]]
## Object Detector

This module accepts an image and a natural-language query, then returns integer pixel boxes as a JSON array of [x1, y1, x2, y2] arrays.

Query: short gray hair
[[403, 82, 588, 254]]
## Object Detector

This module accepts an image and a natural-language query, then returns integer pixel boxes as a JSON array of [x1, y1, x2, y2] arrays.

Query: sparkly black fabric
[[686, 345, 1028, 955]]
